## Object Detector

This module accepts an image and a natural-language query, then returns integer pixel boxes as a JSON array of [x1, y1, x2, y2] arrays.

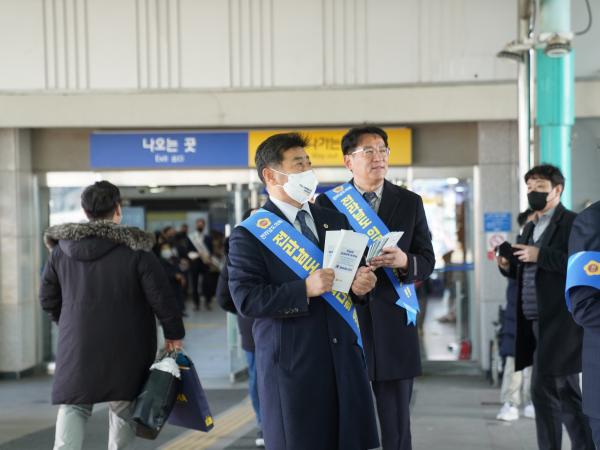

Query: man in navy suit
[[317, 126, 435, 450], [227, 132, 380, 450], [567, 200, 600, 448]]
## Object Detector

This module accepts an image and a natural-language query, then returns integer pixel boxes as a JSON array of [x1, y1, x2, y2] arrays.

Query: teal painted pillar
[[536, 50, 574, 208], [536, 0, 574, 208]]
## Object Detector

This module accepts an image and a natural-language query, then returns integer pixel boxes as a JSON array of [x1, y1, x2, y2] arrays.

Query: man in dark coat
[[497, 165, 593, 450], [567, 200, 600, 448], [217, 220, 265, 447], [39, 181, 185, 450], [316, 126, 435, 450], [227, 132, 380, 450]]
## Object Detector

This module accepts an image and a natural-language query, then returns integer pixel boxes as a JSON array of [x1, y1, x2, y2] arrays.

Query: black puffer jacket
[[40, 220, 185, 405]]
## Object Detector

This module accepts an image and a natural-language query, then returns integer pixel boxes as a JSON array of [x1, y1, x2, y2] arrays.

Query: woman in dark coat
[[39, 181, 185, 450]]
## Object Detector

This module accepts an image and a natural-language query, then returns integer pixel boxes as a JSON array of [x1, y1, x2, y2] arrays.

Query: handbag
[[132, 353, 182, 440], [167, 352, 215, 432]]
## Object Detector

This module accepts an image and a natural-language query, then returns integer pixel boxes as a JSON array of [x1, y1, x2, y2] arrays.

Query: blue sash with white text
[[240, 209, 363, 348], [325, 183, 420, 325], [565, 251, 600, 312]]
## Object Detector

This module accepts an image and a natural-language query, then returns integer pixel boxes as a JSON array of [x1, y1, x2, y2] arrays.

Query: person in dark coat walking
[[497, 165, 593, 450], [316, 126, 435, 450], [227, 133, 380, 450], [567, 200, 600, 448], [39, 181, 185, 450]]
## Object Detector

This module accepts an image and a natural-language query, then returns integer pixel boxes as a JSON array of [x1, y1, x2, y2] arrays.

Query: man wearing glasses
[[317, 126, 435, 450]]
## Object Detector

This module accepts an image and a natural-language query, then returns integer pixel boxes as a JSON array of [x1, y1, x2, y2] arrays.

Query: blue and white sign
[[90, 132, 249, 169], [484, 212, 512, 232]]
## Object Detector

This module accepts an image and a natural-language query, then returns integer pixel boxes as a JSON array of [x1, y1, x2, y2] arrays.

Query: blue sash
[[565, 251, 600, 312], [240, 209, 362, 348], [325, 183, 419, 325]]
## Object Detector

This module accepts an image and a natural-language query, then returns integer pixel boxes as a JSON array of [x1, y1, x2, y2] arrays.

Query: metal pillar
[[536, 0, 574, 208], [517, 0, 535, 211]]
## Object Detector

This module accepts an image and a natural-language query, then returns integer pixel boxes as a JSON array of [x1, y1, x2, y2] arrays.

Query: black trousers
[[589, 416, 600, 450], [189, 260, 206, 309], [531, 322, 594, 450], [372, 378, 413, 450]]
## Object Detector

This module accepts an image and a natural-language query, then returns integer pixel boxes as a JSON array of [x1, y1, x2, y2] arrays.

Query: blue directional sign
[[484, 212, 512, 232], [90, 131, 249, 169]]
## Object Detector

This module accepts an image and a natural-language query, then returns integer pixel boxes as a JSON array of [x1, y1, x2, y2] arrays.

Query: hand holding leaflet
[[366, 231, 404, 264], [323, 230, 369, 293]]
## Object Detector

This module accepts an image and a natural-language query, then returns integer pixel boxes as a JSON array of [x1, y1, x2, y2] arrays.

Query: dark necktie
[[295, 210, 320, 247], [363, 191, 378, 210]]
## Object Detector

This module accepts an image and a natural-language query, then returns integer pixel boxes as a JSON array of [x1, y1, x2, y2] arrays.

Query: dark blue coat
[[317, 180, 435, 380], [499, 278, 518, 358], [568, 200, 600, 419], [227, 199, 379, 450]]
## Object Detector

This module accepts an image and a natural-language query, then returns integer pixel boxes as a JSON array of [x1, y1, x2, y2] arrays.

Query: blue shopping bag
[[167, 353, 215, 432]]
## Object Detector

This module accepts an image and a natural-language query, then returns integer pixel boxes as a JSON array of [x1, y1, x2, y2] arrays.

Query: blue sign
[[90, 132, 249, 168], [484, 212, 512, 232]]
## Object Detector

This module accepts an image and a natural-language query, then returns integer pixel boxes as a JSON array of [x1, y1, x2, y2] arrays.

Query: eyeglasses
[[350, 146, 391, 159]]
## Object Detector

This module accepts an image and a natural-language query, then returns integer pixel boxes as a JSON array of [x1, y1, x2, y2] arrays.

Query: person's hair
[[341, 126, 388, 155], [517, 209, 533, 227], [255, 132, 309, 183], [524, 164, 565, 188], [81, 181, 121, 220]]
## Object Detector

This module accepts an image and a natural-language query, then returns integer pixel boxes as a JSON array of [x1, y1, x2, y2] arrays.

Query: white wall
[[7, 0, 591, 91]]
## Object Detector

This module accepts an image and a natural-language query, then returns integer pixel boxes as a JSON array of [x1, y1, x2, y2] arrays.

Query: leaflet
[[366, 231, 404, 264], [324, 229, 369, 294]]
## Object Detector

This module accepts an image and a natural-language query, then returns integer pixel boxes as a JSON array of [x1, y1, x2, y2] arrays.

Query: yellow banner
[[248, 128, 411, 167]]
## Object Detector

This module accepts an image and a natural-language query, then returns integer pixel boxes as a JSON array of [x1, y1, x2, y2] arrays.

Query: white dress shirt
[[270, 197, 319, 239], [353, 182, 384, 213]]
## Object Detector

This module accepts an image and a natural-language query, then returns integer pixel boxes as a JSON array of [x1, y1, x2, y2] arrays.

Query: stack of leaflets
[[323, 229, 369, 294], [366, 231, 404, 264]]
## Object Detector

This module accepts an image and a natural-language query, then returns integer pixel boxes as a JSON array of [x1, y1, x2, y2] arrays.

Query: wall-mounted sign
[[90, 132, 248, 168], [248, 128, 412, 167], [90, 128, 411, 169]]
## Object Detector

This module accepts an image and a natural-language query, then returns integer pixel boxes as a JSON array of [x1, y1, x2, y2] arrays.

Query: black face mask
[[196, 227, 204, 233], [528, 191, 549, 211]]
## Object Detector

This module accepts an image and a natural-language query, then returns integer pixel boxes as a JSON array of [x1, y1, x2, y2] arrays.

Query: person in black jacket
[[497, 165, 593, 450], [567, 200, 600, 448], [216, 208, 264, 447], [39, 181, 185, 450], [316, 126, 435, 450], [496, 209, 536, 422]]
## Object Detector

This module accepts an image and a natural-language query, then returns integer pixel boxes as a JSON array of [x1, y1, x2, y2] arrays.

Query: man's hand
[[165, 339, 183, 352], [496, 255, 510, 271], [512, 244, 539, 263], [351, 266, 377, 296], [369, 247, 408, 270], [305, 268, 335, 297]]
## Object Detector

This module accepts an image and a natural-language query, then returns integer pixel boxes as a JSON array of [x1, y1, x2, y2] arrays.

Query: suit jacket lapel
[[309, 203, 326, 248], [377, 180, 401, 225], [538, 203, 565, 247], [263, 198, 290, 223]]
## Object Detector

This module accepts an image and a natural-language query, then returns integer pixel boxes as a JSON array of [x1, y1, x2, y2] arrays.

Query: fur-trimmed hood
[[44, 221, 155, 258]]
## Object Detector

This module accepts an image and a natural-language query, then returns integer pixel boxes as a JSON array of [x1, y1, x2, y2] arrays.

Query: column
[[0, 129, 41, 376], [475, 122, 521, 371]]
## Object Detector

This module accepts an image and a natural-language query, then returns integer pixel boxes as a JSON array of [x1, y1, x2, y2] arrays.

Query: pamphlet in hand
[[323, 229, 369, 294], [366, 231, 404, 264]]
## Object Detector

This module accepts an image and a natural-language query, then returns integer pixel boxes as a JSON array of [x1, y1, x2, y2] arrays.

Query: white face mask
[[272, 169, 319, 204]]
